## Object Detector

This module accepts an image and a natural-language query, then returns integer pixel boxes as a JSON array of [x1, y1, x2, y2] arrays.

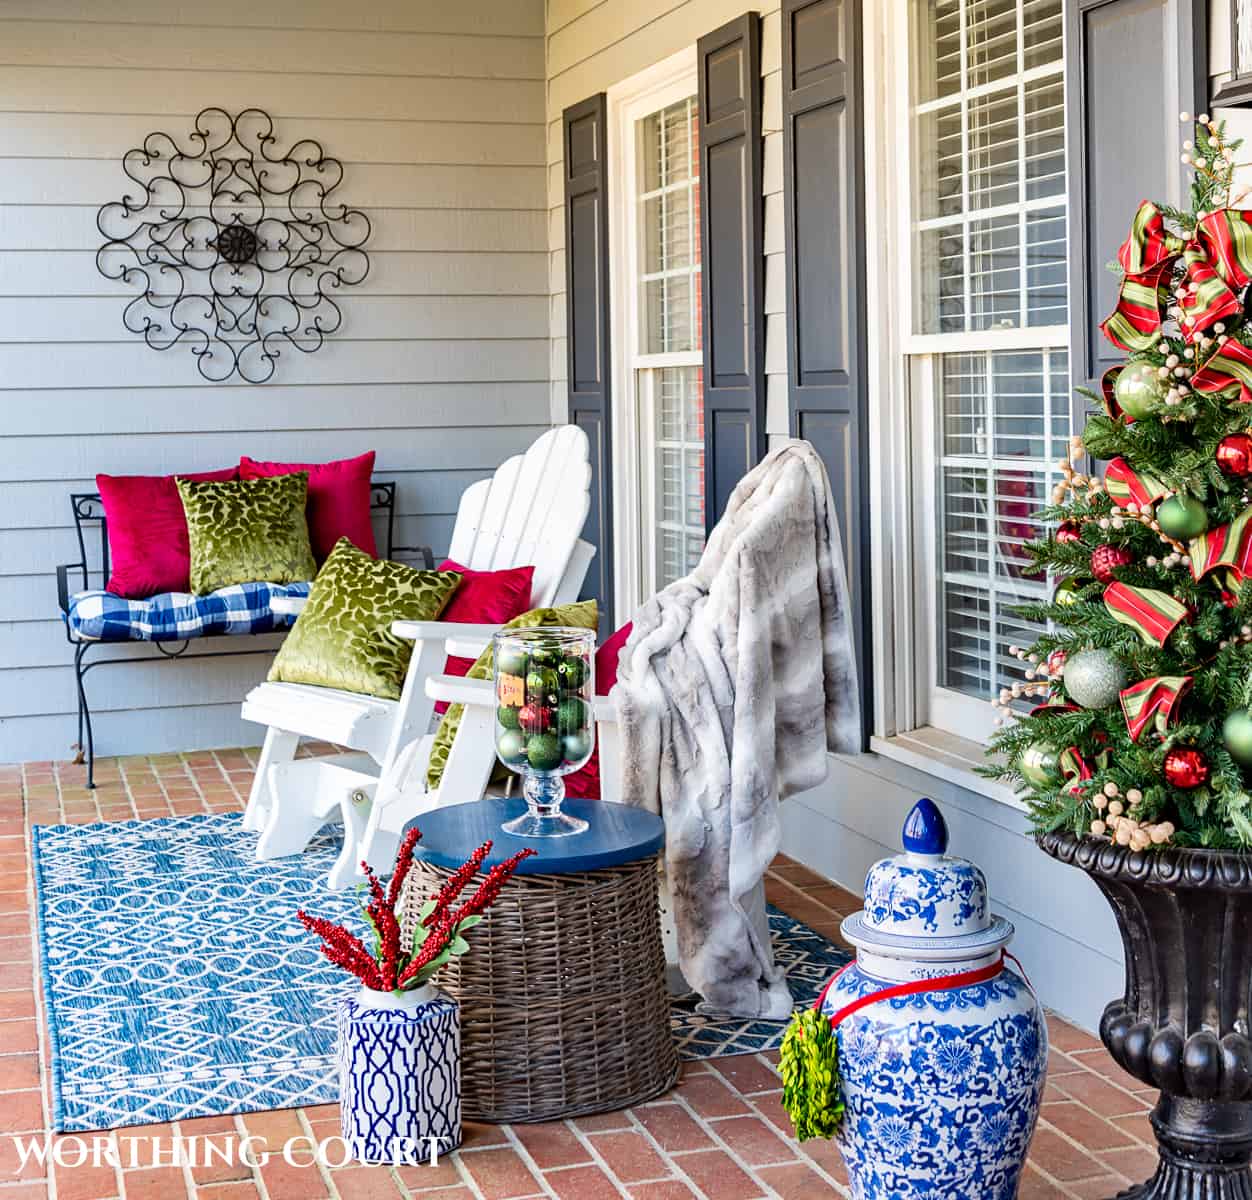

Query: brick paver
[[0, 749, 1160, 1198]]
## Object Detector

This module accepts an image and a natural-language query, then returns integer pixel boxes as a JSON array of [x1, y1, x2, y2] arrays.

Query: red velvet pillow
[[97, 467, 239, 599], [433, 559, 535, 713], [565, 621, 633, 800], [239, 451, 377, 562]]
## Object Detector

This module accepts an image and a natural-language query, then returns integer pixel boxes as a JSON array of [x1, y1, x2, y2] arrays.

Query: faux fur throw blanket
[[613, 440, 861, 1019]]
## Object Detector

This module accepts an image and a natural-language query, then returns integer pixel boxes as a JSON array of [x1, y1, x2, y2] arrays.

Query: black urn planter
[[1039, 832, 1252, 1200]]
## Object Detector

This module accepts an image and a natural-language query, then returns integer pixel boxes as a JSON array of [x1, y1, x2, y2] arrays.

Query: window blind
[[911, 0, 1068, 712]]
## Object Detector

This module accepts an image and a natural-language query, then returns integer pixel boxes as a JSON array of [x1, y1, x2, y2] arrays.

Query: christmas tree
[[985, 114, 1252, 851]]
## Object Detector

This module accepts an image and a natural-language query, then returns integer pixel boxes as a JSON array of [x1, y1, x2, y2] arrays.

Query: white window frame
[[606, 48, 701, 621], [866, 0, 1069, 751]]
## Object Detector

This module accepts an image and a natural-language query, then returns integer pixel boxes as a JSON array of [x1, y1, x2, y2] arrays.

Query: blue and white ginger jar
[[336, 984, 461, 1165], [829, 798, 1047, 1199]]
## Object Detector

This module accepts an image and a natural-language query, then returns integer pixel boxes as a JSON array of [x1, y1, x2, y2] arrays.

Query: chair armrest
[[423, 672, 619, 725], [445, 634, 492, 659], [391, 619, 503, 643], [425, 673, 494, 705], [271, 596, 308, 618]]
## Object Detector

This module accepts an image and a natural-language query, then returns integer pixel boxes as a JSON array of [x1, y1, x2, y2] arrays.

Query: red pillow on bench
[[564, 621, 633, 800], [97, 467, 239, 599], [433, 559, 535, 714], [239, 451, 376, 562]]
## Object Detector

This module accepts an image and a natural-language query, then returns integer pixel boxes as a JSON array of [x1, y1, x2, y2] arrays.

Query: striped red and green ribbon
[[1187, 505, 1252, 582], [1118, 675, 1193, 742], [1101, 203, 1252, 352], [1103, 582, 1189, 645], [1191, 338, 1252, 405], [1101, 202, 1184, 351], [1104, 457, 1168, 507], [1059, 745, 1092, 796]]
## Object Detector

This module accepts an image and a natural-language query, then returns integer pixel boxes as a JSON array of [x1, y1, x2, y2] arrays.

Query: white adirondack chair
[[239, 425, 595, 888]]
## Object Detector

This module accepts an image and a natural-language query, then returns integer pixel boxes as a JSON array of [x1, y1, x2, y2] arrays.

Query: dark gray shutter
[[782, 0, 869, 742], [1067, 0, 1207, 405], [563, 94, 614, 628], [697, 13, 766, 532]]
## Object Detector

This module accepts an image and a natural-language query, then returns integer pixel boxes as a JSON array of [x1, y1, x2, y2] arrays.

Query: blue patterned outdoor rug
[[31, 813, 850, 1131]]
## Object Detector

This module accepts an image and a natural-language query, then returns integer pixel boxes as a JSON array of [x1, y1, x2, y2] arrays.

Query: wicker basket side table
[[397, 797, 678, 1124]]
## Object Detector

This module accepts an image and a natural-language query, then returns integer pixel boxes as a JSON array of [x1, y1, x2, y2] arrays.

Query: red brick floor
[[0, 749, 1161, 1199]]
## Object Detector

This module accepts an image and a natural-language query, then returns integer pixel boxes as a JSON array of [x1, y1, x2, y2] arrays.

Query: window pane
[[936, 348, 1069, 703], [966, 0, 1018, 88], [651, 366, 705, 589], [638, 98, 701, 354], [910, 0, 1066, 335]]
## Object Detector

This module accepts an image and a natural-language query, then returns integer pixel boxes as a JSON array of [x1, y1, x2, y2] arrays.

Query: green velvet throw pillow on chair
[[425, 598, 598, 791], [268, 538, 463, 700], [177, 472, 317, 595]]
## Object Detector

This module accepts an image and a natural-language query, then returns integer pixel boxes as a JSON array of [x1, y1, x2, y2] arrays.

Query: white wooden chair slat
[[241, 426, 595, 877]]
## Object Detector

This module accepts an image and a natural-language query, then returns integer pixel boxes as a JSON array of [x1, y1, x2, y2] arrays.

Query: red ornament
[[1216, 433, 1252, 477], [518, 703, 552, 734], [1090, 544, 1133, 583], [1056, 522, 1082, 544], [1163, 746, 1209, 790], [1223, 589, 1239, 608]]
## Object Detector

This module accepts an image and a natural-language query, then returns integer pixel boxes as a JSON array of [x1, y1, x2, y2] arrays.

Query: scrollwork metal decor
[[96, 107, 370, 383]]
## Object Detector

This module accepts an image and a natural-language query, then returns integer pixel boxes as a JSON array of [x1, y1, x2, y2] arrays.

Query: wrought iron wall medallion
[[95, 107, 371, 383]]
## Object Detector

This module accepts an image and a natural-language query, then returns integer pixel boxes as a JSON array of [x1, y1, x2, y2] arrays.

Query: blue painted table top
[[402, 798, 664, 874]]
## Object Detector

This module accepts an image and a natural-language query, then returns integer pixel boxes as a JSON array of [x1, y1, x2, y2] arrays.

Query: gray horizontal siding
[[0, 1, 549, 763]]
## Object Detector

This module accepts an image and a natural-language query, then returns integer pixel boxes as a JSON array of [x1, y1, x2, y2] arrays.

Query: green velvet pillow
[[268, 538, 462, 700], [425, 598, 598, 791], [177, 472, 317, 595]]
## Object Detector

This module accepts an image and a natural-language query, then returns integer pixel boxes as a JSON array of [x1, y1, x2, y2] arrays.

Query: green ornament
[[557, 696, 588, 733], [526, 732, 562, 771], [1225, 710, 1252, 766], [1019, 741, 1063, 787], [496, 728, 527, 765], [529, 641, 562, 667], [1053, 577, 1085, 607], [557, 656, 588, 691], [497, 647, 529, 677], [1062, 648, 1127, 709], [1114, 360, 1167, 420], [561, 730, 593, 764], [1156, 494, 1209, 540], [497, 704, 521, 731], [526, 667, 560, 698]]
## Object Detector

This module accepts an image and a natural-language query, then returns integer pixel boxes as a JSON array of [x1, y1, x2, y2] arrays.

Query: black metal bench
[[56, 481, 432, 788]]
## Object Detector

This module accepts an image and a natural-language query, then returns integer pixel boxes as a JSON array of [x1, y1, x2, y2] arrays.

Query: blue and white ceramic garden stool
[[825, 798, 1047, 1200], [336, 984, 461, 1165]]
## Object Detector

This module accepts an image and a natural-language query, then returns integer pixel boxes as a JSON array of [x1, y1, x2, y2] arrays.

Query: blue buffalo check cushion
[[65, 581, 311, 642]]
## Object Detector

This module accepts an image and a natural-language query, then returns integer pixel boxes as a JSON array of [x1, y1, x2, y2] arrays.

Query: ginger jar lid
[[841, 799, 1014, 964]]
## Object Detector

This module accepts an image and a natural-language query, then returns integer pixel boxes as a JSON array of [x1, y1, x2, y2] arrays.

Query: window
[[906, 0, 1068, 741], [637, 99, 706, 592], [608, 53, 706, 614]]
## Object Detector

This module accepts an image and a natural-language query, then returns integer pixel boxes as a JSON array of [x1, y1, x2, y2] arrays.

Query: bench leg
[[72, 643, 96, 790], [243, 728, 299, 833]]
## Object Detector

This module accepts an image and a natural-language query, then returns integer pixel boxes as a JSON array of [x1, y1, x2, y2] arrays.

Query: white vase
[[335, 982, 461, 1165]]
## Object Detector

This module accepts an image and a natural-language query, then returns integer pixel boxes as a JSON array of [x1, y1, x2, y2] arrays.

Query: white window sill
[[869, 727, 1026, 813]]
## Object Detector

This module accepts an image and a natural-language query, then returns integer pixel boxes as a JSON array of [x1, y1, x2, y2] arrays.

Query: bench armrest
[[271, 596, 308, 618], [424, 672, 618, 723], [56, 563, 84, 614]]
